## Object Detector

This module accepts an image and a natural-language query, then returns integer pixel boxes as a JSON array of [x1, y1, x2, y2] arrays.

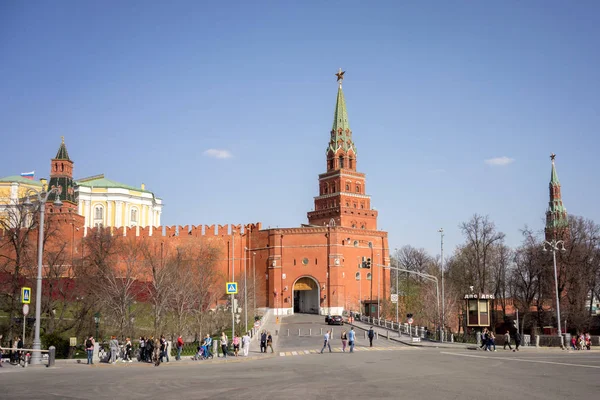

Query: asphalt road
[[2, 345, 600, 399], [2, 315, 599, 399]]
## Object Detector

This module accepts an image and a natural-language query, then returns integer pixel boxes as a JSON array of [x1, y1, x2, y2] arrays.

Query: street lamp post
[[244, 247, 248, 334], [438, 228, 445, 341], [252, 252, 256, 317], [23, 187, 61, 365], [94, 312, 100, 339], [394, 248, 399, 330], [543, 239, 566, 349], [380, 263, 440, 340]]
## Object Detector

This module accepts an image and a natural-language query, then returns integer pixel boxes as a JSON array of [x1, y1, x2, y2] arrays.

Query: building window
[[351, 224, 356, 228], [293, 259, 296, 266], [353, 240, 359, 247], [332, 183, 336, 192], [131, 208, 138, 224], [346, 202, 349, 207], [360, 203, 364, 209], [302, 257, 309, 265], [349, 158, 354, 169], [345, 184, 350, 191], [356, 185, 361, 193], [353, 203, 357, 208], [355, 272, 360, 280], [361, 224, 365, 229], [339, 155, 344, 169], [367, 273, 372, 280], [315, 258, 318, 265], [93, 205, 103, 226]]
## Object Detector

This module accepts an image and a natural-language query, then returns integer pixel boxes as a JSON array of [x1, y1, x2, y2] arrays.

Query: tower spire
[[545, 153, 569, 240]]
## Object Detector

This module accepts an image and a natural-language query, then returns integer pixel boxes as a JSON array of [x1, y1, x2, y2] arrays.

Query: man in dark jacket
[[513, 331, 521, 352], [368, 327, 375, 347], [260, 331, 267, 353]]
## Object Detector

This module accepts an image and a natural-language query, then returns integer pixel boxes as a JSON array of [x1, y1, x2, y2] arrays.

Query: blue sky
[[1, 1, 599, 256]]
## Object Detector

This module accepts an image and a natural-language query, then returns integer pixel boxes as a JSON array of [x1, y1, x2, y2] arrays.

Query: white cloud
[[484, 156, 514, 166], [203, 149, 233, 159]]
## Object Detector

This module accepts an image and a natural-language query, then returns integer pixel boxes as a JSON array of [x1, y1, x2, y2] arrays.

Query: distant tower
[[47, 137, 78, 213], [307, 70, 378, 229], [545, 153, 569, 241]]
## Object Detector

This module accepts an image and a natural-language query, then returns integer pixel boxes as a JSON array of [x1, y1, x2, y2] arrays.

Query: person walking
[[368, 327, 375, 347], [176, 335, 184, 361], [348, 327, 356, 353], [503, 331, 512, 351], [513, 331, 521, 352], [123, 338, 132, 362], [139, 337, 146, 362], [260, 331, 267, 353], [487, 332, 497, 352], [266, 332, 274, 353], [242, 332, 250, 357], [153, 336, 161, 366], [341, 329, 348, 352], [146, 336, 154, 363], [85, 335, 95, 365], [109, 336, 119, 364], [320, 330, 332, 353], [220, 332, 228, 358], [233, 334, 240, 357]]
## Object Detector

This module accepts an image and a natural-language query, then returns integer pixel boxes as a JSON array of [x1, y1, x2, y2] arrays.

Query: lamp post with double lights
[[438, 228, 445, 340], [379, 263, 441, 340], [23, 187, 62, 365], [543, 239, 567, 349]]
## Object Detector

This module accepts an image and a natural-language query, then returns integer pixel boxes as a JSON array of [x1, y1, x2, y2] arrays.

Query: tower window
[[367, 273, 372, 280], [356, 185, 361, 193], [349, 158, 354, 169], [345, 184, 350, 191], [339, 156, 344, 169], [332, 183, 336, 192], [355, 272, 360, 280]]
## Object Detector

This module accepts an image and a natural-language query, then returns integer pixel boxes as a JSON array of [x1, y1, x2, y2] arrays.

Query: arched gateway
[[293, 276, 320, 314]]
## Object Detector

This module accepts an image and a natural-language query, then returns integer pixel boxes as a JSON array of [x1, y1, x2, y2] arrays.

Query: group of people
[[138, 336, 170, 365], [570, 333, 592, 350], [321, 327, 357, 353], [194, 332, 253, 360], [479, 328, 522, 352], [259, 331, 274, 353], [0, 334, 24, 366]]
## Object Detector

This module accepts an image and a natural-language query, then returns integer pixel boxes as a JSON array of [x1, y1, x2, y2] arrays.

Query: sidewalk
[[249, 309, 280, 355], [348, 318, 477, 350]]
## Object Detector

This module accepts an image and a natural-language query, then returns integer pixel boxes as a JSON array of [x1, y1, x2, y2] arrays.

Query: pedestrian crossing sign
[[21, 287, 31, 304], [226, 282, 238, 294]]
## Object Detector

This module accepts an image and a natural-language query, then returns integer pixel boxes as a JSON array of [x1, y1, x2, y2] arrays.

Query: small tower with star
[[545, 153, 569, 241], [47, 137, 78, 213]]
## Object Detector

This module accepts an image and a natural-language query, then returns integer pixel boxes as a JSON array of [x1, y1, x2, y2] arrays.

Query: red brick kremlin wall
[[0, 220, 389, 316]]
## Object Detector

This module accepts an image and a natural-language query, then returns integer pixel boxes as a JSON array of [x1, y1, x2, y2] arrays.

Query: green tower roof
[[332, 85, 350, 133], [55, 136, 70, 160], [327, 72, 356, 156], [550, 154, 559, 185]]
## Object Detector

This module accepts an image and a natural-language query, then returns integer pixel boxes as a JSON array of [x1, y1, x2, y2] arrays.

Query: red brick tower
[[307, 70, 378, 229]]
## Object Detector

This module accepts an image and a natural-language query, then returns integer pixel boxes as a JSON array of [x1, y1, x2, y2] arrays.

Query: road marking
[[279, 352, 285, 357], [440, 352, 600, 369], [291, 351, 298, 356], [304, 350, 310, 354]]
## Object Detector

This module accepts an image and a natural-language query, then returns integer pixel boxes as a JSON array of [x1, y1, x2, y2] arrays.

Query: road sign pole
[[22, 304, 29, 345]]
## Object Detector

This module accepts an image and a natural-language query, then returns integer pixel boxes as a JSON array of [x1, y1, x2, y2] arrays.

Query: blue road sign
[[22, 287, 31, 304], [226, 282, 238, 294]]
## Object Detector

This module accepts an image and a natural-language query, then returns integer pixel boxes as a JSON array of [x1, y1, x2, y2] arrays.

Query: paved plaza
[[1, 314, 599, 400]]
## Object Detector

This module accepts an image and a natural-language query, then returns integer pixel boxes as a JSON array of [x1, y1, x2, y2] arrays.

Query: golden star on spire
[[335, 68, 345, 83], [550, 153, 556, 162]]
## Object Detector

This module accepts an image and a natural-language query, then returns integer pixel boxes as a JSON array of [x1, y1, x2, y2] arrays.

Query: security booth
[[465, 293, 494, 327]]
